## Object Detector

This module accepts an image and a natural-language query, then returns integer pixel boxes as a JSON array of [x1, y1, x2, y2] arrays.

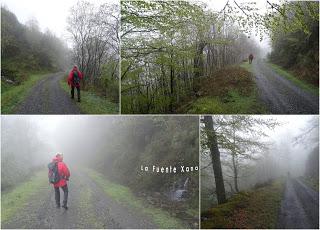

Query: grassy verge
[[300, 176, 319, 191], [267, 63, 319, 96], [85, 168, 186, 229], [1, 170, 48, 223], [240, 61, 253, 73], [59, 79, 118, 114], [186, 66, 267, 114], [1, 72, 49, 113], [201, 180, 284, 229]]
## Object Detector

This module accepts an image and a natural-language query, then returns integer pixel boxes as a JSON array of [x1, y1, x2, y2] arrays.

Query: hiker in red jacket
[[67, 65, 83, 102], [52, 154, 70, 209], [249, 53, 254, 64]]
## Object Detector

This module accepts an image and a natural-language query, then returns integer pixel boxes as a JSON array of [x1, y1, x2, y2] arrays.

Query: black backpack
[[73, 70, 80, 85], [48, 162, 60, 184]]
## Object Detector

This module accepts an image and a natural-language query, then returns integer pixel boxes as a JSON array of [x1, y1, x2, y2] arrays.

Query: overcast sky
[[1, 0, 118, 41]]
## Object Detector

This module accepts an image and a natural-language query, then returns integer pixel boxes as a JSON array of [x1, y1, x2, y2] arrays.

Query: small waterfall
[[183, 178, 189, 189], [170, 178, 189, 201]]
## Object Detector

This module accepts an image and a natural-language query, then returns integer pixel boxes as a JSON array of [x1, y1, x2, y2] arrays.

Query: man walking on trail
[[67, 65, 83, 102], [249, 53, 254, 64], [50, 154, 70, 209]]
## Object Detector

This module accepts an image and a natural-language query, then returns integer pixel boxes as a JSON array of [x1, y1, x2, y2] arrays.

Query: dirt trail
[[277, 178, 319, 229], [16, 72, 80, 114], [1, 169, 157, 229], [252, 59, 319, 114]]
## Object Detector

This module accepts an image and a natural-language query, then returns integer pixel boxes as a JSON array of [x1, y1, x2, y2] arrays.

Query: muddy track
[[16, 72, 80, 114], [277, 178, 319, 229], [1, 169, 157, 229], [252, 60, 319, 114]]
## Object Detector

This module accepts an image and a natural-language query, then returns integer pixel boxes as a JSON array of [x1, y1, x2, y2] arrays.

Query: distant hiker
[[249, 54, 254, 64], [67, 65, 83, 102], [48, 153, 70, 209]]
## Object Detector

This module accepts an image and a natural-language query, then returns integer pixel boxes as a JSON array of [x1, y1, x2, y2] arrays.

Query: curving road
[[277, 178, 319, 229], [16, 72, 80, 114], [1, 170, 157, 229], [252, 60, 319, 114]]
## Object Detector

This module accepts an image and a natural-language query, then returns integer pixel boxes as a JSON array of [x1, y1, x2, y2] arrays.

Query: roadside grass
[[1, 72, 50, 113], [186, 66, 267, 114], [300, 176, 319, 191], [85, 168, 186, 229], [267, 63, 319, 96], [239, 61, 253, 73], [1, 170, 47, 223], [59, 79, 118, 114], [201, 179, 285, 229]]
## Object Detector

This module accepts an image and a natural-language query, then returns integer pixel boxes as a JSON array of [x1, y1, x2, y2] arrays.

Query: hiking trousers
[[71, 86, 80, 101], [54, 185, 68, 206]]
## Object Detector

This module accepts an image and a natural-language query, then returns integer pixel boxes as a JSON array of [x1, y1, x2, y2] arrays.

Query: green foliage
[[1, 72, 50, 114], [267, 1, 319, 86], [1, 170, 47, 223], [59, 78, 118, 114], [101, 61, 119, 103], [201, 180, 285, 229], [187, 90, 265, 114], [86, 168, 186, 229]]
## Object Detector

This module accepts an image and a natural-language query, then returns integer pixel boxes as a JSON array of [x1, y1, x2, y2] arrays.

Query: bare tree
[[67, 1, 119, 90]]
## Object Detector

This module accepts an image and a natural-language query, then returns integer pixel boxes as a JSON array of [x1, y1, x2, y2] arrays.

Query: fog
[[1, 0, 118, 39], [201, 115, 319, 210], [198, 0, 283, 58], [1, 115, 199, 226]]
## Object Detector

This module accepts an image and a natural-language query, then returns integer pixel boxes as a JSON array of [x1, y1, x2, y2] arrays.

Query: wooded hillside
[[1, 7, 68, 82]]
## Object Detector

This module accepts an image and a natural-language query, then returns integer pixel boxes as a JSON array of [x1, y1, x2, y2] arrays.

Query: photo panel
[[121, 0, 319, 114], [200, 115, 319, 229], [1, 0, 120, 114], [1, 115, 199, 229]]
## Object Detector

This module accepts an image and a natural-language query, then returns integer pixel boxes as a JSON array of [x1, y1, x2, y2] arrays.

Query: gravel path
[[252, 59, 319, 114], [2, 169, 157, 229], [16, 72, 80, 114], [277, 178, 319, 229]]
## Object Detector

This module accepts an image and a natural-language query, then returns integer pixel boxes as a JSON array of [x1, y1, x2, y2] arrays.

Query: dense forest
[[200, 115, 319, 228], [1, 6, 68, 82], [121, 0, 319, 114], [267, 1, 319, 86], [1, 116, 199, 227]]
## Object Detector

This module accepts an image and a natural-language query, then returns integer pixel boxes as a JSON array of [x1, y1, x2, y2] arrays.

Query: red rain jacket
[[67, 67, 83, 88], [51, 156, 70, 188]]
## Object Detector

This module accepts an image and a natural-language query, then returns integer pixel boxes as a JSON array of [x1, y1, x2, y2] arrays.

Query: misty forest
[[121, 0, 319, 114], [200, 115, 319, 229], [1, 116, 199, 229], [1, 1, 119, 114]]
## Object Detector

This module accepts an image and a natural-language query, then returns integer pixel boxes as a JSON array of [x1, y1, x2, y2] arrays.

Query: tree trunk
[[193, 41, 206, 93], [232, 126, 239, 192], [204, 116, 227, 204], [232, 152, 239, 192]]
